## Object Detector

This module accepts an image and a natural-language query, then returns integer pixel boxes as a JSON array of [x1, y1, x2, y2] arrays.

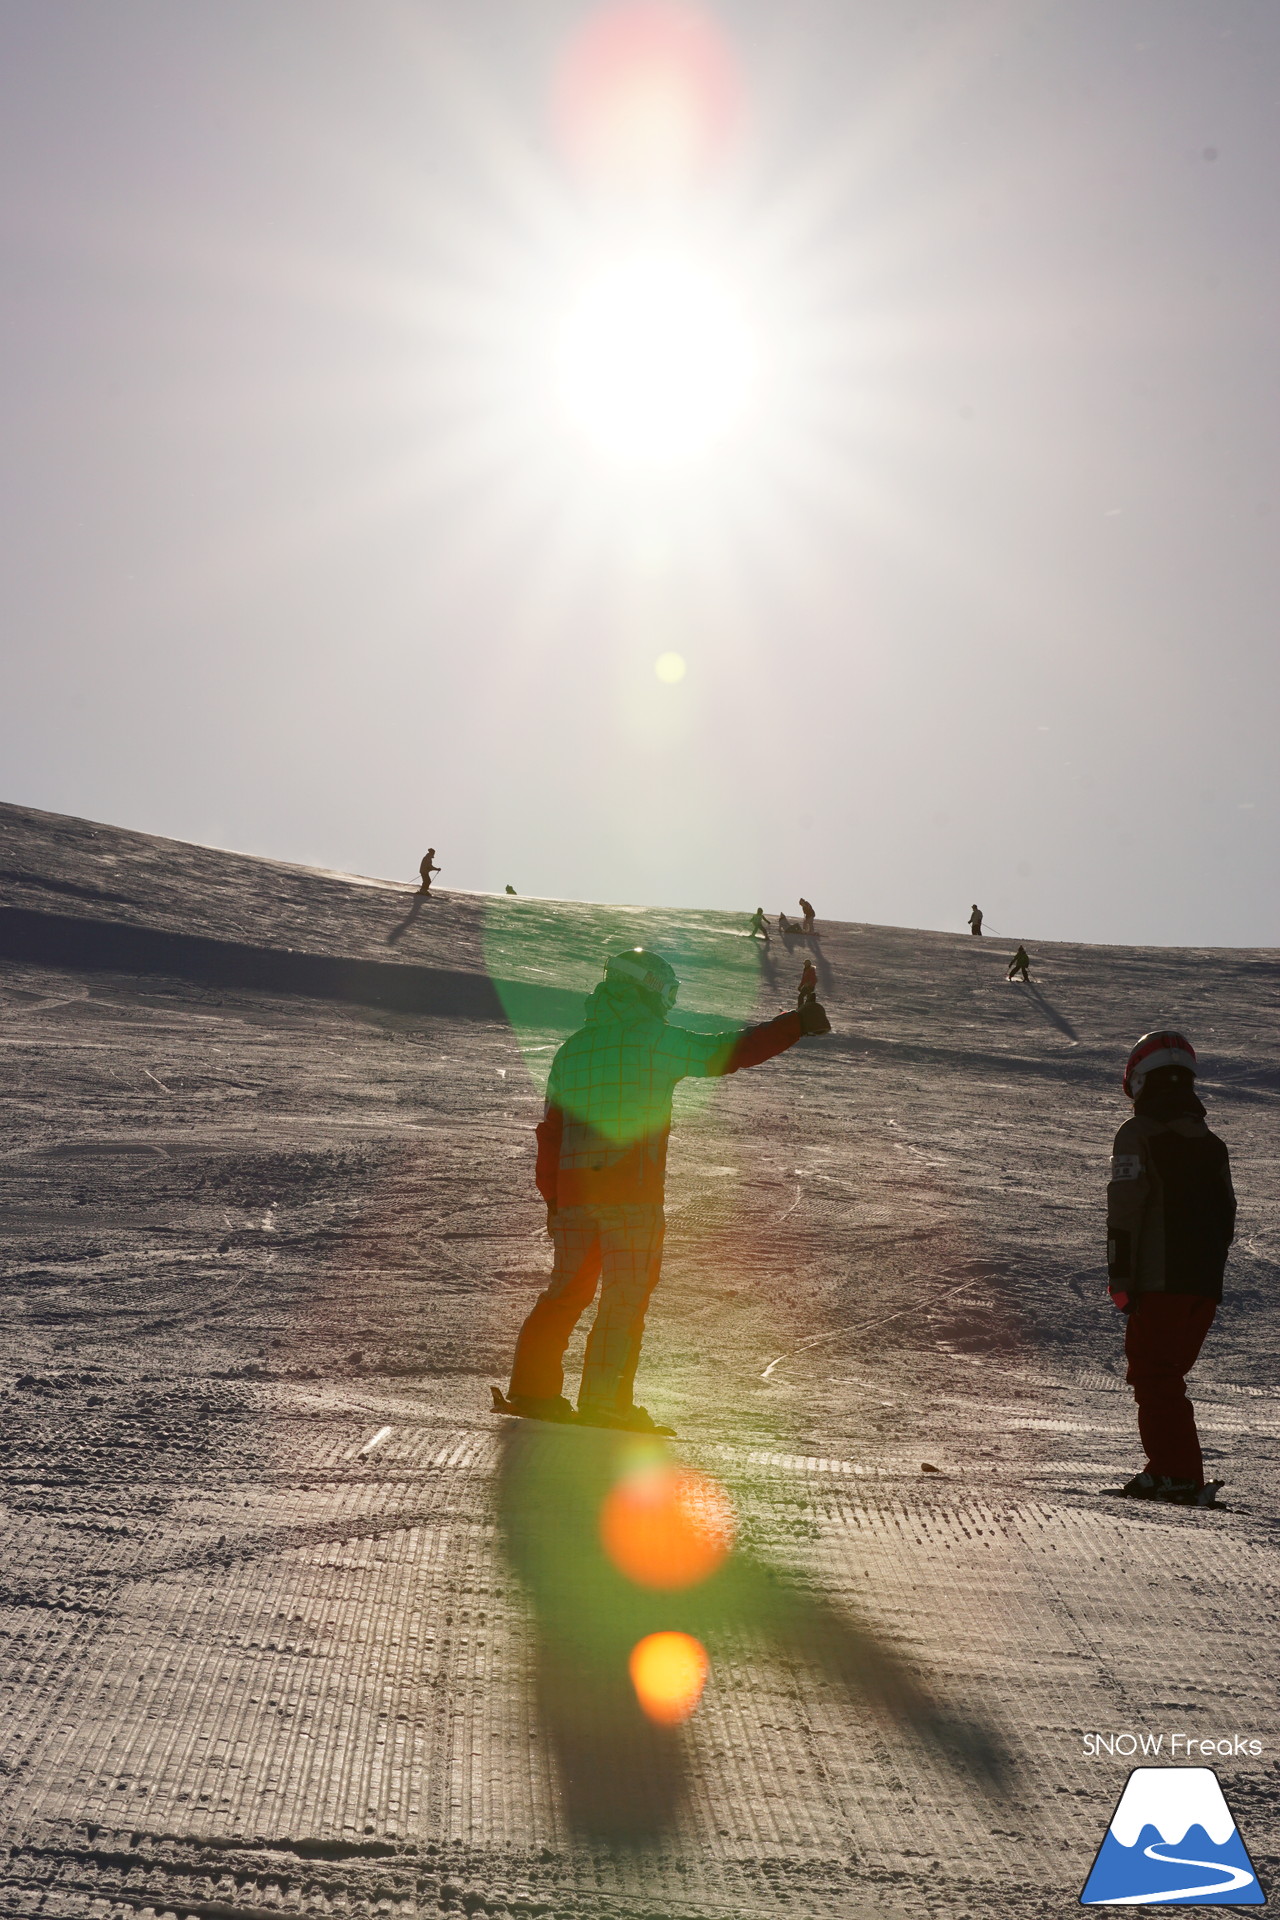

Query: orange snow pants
[[508, 1204, 665, 1415]]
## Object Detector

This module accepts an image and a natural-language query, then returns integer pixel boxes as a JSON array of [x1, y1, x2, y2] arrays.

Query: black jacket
[[1107, 1113, 1236, 1302]]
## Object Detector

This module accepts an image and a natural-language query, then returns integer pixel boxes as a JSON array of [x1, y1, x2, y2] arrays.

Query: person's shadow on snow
[[755, 937, 779, 992], [386, 893, 427, 945], [806, 934, 835, 995], [497, 1421, 1010, 1843], [1022, 981, 1079, 1043]]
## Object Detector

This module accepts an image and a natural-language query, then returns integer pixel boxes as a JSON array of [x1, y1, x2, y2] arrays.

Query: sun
[[555, 252, 757, 467]]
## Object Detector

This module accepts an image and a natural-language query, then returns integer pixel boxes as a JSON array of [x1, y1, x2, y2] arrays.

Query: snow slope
[[1, 800, 1277, 1919]]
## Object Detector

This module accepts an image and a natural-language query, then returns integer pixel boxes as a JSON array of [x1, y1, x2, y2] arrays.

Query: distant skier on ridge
[[499, 948, 831, 1434], [969, 903, 983, 936], [418, 849, 441, 895], [1107, 1031, 1236, 1506]]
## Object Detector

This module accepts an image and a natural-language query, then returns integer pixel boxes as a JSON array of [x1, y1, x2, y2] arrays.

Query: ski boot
[[1160, 1479, 1225, 1508], [1120, 1471, 1164, 1498], [1120, 1471, 1224, 1508]]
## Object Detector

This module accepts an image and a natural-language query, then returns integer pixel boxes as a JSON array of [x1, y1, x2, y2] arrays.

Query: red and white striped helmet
[[1123, 1030, 1196, 1100]]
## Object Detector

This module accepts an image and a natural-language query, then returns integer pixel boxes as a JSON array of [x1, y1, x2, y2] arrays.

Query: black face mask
[[1135, 1068, 1204, 1122]]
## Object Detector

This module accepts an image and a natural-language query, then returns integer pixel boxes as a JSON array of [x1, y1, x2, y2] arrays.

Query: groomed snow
[[1, 800, 1277, 1920]]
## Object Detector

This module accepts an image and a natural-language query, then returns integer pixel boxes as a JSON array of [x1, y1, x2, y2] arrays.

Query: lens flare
[[655, 651, 686, 681], [629, 1630, 709, 1724], [553, 2, 744, 190], [601, 1460, 734, 1589]]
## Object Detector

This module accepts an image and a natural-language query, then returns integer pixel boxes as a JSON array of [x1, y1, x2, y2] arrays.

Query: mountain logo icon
[[1080, 1766, 1264, 1905]]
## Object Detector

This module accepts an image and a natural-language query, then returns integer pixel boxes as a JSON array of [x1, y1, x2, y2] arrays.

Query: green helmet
[[604, 948, 679, 1011]]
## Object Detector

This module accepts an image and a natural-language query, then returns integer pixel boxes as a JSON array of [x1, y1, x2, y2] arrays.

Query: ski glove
[[798, 998, 832, 1035]]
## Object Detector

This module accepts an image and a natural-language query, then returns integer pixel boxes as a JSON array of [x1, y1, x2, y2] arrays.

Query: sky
[[2, 0, 1278, 947]]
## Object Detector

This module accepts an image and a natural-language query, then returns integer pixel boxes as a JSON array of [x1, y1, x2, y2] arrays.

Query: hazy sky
[[3, 1, 1278, 946]]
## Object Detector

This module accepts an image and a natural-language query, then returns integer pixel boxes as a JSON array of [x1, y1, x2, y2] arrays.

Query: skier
[[1007, 945, 1031, 982], [1107, 1032, 1236, 1505], [797, 959, 818, 1008], [502, 948, 832, 1433], [749, 907, 770, 942], [799, 897, 816, 933], [778, 911, 792, 935], [968, 904, 983, 936], [419, 849, 441, 894]]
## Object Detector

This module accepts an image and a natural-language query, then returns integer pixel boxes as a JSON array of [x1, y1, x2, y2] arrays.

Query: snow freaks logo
[[1079, 1767, 1264, 1906]]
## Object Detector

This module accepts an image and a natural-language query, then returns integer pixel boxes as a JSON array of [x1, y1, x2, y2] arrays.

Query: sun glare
[[556, 253, 756, 466]]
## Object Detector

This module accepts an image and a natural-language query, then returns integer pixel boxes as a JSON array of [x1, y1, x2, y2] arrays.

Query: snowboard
[[490, 1385, 564, 1421], [489, 1386, 675, 1437]]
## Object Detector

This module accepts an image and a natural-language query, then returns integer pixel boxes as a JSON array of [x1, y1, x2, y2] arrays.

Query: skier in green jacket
[[503, 948, 831, 1433]]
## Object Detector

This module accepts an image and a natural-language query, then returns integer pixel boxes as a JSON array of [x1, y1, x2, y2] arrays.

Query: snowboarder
[[419, 849, 441, 894], [778, 911, 792, 935], [1107, 1032, 1237, 1505], [749, 907, 770, 942], [503, 948, 832, 1433], [968, 904, 983, 936], [799, 897, 816, 933], [505, 884, 517, 895], [1007, 945, 1031, 982], [797, 959, 818, 1008]]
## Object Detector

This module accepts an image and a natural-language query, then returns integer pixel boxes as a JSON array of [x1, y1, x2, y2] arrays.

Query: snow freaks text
[[1082, 1733, 1262, 1758]]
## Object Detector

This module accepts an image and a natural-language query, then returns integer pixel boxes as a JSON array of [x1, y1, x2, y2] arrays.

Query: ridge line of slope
[[0, 905, 583, 1026]]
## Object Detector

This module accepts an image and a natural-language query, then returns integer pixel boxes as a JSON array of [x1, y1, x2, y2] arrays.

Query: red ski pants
[[1124, 1292, 1217, 1485], [508, 1204, 665, 1414]]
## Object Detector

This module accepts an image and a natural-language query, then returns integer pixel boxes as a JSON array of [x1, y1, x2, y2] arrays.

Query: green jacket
[[536, 982, 801, 1208]]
